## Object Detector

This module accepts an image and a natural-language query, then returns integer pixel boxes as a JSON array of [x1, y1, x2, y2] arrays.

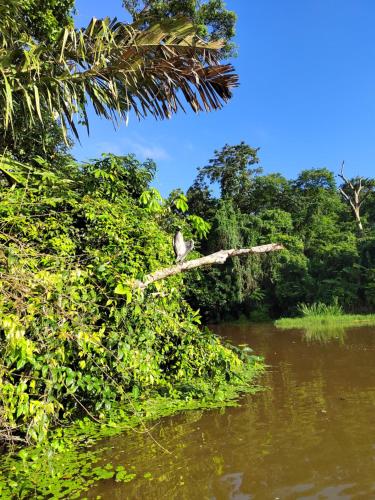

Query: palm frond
[[0, 5, 239, 141]]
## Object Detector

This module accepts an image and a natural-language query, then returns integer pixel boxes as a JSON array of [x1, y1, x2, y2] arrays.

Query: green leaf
[[114, 283, 132, 303]]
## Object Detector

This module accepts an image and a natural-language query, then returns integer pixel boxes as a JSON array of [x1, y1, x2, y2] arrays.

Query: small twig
[[70, 393, 102, 424]]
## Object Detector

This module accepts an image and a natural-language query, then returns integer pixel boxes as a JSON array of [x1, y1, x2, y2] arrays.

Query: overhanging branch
[[134, 243, 284, 290]]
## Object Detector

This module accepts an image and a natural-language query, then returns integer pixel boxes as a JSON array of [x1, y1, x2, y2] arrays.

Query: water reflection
[[87, 324, 375, 499], [302, 325, 347, 344]]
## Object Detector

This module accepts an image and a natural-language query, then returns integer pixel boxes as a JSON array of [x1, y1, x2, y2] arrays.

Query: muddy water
[[87, 324, 375, 499]]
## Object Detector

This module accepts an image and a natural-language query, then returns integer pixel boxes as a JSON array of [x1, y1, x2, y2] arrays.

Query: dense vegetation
[[0, 0, 270, 452], [185, 143, 375, 321], [0, 155, 264, 444]]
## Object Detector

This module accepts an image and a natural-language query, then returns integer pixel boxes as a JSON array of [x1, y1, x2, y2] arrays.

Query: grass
[[275, 301, 375, 343], [275, 311, 375, 330], [275, 300, 375, 330], [296, 301, 343, 317]]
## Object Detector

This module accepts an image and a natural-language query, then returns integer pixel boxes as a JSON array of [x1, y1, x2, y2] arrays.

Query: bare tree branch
[[338, 161, 366, 232], [339, 188, 351, 202], [339, 161, 355, 190], [134, 243, 284, 290]]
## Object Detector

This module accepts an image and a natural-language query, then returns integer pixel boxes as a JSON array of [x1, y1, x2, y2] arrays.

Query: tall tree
[[185, 153, 375, 319], [290, 168, 340, 235], [195, 142, 261, 209]]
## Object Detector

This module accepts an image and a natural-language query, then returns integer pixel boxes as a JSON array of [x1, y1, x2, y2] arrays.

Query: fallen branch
[[134, 243, 284, 290]]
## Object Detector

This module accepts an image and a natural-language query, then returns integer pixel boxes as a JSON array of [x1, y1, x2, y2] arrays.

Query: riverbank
[[275, 314, 375, 330], [0, 359, 264, 499]]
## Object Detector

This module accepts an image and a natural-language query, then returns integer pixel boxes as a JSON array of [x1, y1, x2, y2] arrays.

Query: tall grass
[[275, 298, 375, 331], [297, 300, 343, 318], [275, 314, 375, 330]]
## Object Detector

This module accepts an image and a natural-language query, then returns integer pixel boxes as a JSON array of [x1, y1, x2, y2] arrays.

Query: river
[[87, 323, 375, 499]]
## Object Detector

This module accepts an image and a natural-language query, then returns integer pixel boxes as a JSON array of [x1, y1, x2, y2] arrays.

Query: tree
[[0, 110, 73, 168], [184, 198, 266, 321], [185, 155, 375, 318], [293, 168, 336, 192], [196, 142, 261, 208], [0, 2, 238, 146], [338, 162, 375, 232], [246, 173, 290, 214], [0, 153, 266, 445], [186, 179, 218, 220], [123, 0, 237, 57], [290, 168, 342, 236], [83, 153, 156, 200]]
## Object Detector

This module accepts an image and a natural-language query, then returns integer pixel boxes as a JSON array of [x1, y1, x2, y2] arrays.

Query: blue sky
[[73, 1, 375, 195]]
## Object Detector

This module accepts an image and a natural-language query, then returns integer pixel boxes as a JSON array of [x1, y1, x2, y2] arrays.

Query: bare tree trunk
[[354, 208, 363, 231], [134, 243, 284, 290]]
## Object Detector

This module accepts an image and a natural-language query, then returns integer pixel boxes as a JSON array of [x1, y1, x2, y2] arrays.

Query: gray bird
[[173, 228, 194, 263]]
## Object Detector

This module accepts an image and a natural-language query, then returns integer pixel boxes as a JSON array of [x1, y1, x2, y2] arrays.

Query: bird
[[173, 227, 194, 263]]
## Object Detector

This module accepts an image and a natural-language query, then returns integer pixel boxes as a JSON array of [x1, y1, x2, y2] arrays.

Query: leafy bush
[[0, 154, 261, 444]]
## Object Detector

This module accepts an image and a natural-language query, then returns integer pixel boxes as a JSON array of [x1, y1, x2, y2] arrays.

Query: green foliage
[[0, 154, 261, 444], [196, 142, 261, 207], [186, 143, 375, 321], [84, 153, 156, 201], [14, 0, 75, 42], [0, 0, 74, 163], [187, 215, 211, 239], [0, 367, 264, 498], [185, 199, 264, 321], [172, 192, 189, 213], [0, 112, 73, 169]]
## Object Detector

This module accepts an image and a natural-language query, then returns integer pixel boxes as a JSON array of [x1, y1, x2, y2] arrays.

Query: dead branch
[[134, 243, 284, 290], [339, 161, 354, 190], [338, 161, 364, 231]]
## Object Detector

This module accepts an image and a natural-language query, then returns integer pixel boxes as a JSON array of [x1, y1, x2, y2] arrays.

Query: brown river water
[[87, 323, 375, 499]]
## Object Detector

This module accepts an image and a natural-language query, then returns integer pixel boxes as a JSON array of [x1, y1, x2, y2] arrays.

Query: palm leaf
[[0, 3, 239, 141]]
